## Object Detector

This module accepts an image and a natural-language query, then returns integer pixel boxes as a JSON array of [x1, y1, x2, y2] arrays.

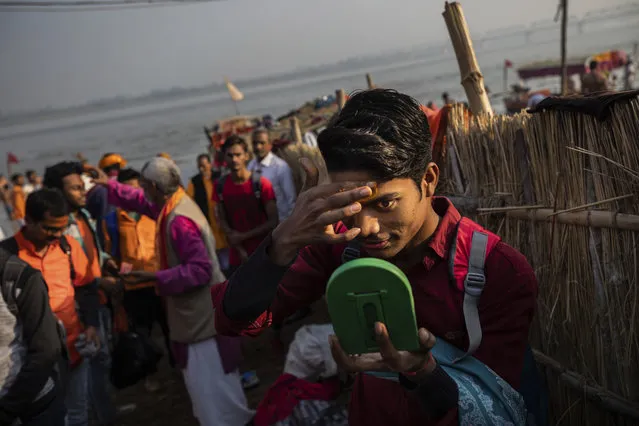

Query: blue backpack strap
[[104, 210, 120, 260]]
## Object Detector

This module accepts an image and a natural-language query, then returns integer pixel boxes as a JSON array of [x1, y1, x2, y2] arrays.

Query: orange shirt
[[186, 178, 228, 250], [10, 186, 26, 220], [103, 209, 158, 290], [14, 231, 96, 365]]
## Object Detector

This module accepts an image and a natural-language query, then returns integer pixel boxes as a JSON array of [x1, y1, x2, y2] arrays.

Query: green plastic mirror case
[[326, 258, 420, 355]]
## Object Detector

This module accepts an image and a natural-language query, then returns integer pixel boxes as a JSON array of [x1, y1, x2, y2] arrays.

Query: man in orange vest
[[10, 188, 101, 426], [103, 168, 174, 379]]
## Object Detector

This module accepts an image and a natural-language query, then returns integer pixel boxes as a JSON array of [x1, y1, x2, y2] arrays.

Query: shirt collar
[[14, 229, 60, 258], [258, 152, 275, 167], [423, 196, 462, 263]]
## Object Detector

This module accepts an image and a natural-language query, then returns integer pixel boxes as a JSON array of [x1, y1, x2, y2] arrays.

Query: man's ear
[[421, 162, 440, 198]]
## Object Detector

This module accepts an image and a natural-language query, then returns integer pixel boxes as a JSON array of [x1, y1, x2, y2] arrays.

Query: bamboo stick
[[506, 208, 639, 231], [477, 205, 545, 213], [336, 89, 346, 111], [443, 195, 639, 231], [545, 194, 634, 217], [442, 2, 493, 115], [289, 117, 303, 144], [533, 349, 639, 420], [559, 0, 569, 95], [366, 73, 375, 89]]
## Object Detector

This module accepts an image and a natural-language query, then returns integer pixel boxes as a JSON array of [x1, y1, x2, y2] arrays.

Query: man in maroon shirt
[[214, 89, 538, 425], [213, 135, 278, 271]]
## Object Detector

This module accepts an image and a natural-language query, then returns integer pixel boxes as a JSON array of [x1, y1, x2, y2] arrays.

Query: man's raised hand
[[269, 158, 373, 265]]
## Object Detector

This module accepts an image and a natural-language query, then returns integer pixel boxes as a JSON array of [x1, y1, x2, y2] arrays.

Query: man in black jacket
[[0, 250, 67, 426]]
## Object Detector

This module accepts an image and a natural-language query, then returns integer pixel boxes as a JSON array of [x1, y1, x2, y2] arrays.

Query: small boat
[[503, 49, 628, 113]]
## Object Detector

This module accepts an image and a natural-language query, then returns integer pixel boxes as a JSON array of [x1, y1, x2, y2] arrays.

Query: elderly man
[[89, 157, 253, 426]]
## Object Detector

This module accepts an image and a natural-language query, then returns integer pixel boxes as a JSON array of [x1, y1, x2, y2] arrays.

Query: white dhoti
[[182, 337, 254, 426]]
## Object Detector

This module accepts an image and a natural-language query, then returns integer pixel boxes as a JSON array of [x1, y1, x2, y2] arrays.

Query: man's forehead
[[62, 173, 83, 184], [42, 213, 69, 227], [253, 132, 269, 141]]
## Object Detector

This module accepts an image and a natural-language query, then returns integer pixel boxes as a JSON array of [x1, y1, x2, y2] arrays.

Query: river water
[[0, 13, 637, 232]]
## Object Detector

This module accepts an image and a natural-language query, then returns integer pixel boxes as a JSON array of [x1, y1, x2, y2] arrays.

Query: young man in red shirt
[[213, 135, 278, 273], [214, 89, 538, 425]]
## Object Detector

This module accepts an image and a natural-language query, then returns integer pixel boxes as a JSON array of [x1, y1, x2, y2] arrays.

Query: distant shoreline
[[3, 2, 637, 123]]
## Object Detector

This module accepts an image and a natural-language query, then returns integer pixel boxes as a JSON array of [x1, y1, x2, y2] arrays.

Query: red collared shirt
[[215, 197, 538, 426]]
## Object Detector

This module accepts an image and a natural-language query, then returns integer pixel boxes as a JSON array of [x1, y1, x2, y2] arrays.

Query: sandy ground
[[106, 301, 332, 426]]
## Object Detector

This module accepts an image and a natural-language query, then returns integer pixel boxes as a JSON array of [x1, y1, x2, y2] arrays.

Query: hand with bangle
[[329, 322, 437, 382]]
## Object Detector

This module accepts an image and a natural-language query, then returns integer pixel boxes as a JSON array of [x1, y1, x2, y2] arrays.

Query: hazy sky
[[0, 0, 631, 112]]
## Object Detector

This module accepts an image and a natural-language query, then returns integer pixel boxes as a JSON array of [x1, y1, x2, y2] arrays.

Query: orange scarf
[[156, 187, 186, 270]]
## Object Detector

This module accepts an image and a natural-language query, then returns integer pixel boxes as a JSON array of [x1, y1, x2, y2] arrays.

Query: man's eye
[[377, 199, 397, 210]]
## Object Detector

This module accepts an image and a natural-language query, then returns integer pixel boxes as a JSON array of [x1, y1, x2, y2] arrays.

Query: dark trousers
[[21, 392, 66, 426], [123, 287, 175, 367]]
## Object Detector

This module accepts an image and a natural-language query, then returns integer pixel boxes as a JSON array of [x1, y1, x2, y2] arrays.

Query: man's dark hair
[[26, 188, 69, 222], [317, 89, 432, 192], [11, 174, 23, 184], [25, 170, 36, 180], [442, 92, 449, 100], [117, 168, 141, 183], [43, 161, 84, 191], [222, 135, 248, 154], [197, 153, 211, 163], [589, 60, 598, 71]]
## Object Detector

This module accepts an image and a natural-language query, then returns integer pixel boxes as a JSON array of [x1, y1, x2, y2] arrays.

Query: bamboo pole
[[477, 205, 546, 213], [289, 117, 303, 144], [336, 89, 346, 111], [442, 2, 493, 115], [533, 349, 639, 420], [366, 73, 375, 89], [506, 208, 639, 231], [560, 0, 569, 95], [444, 196, 639, 231], [544, 193, 633, 217]]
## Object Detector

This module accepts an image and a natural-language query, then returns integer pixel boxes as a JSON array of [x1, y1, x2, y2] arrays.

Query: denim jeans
[[65, 360, 89, 426], [88, 305, 116, 425]]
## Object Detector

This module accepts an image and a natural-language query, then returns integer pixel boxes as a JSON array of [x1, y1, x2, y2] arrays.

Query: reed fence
[[443, 96, 639, 425]]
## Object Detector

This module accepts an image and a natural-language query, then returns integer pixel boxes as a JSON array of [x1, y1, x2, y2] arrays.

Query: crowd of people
[[0, 89, 544, 426]]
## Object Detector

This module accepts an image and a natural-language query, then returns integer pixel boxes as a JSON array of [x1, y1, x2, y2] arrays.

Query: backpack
[[0, 240, 69, 409], [341, 216, 548, 425]]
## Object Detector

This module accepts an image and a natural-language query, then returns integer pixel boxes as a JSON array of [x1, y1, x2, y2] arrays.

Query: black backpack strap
[[215, 174, 228, 203], [341, 241, 361, 264], [58, 236, 76, 282], [251, 170, 266, 216], [251, 169, 263, 201]]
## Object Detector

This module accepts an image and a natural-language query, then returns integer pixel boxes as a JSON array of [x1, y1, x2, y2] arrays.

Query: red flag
[[7, 153, 19, 165], [504, 59, 513, 68]]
